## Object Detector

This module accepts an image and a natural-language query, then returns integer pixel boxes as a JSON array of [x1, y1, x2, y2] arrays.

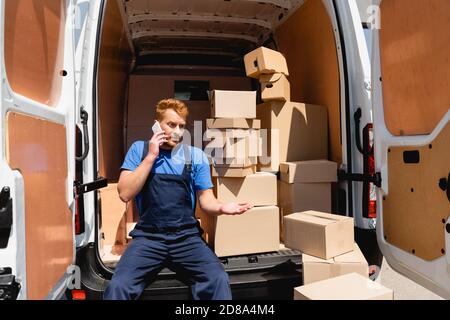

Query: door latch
[[74, 177, 107, 196], [438, 173, 450, 202], [0, 187, 13, 249], [0, 268, 20, 300]]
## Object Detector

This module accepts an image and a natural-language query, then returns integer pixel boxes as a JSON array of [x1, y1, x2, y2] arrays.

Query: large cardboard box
[[204, 206, 280, 257], [283, 211, 354, 259], [244, 47, 289, 78], [260, 73, 291, 102], [214, 172, 277, 206], [302, 243, 369, 285], [278, 181, 332, 216], [294, 273, 394, 300], [206, 118, 260, 129], [280, 160, 337, 184], [99, 183, 126, 246], [210, 90, 256, 119], [212, 165, 257, 177], [257, 102, 328, 172]]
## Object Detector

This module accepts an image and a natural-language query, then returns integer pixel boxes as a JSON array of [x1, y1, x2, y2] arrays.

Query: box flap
[[304, 210, 351, 222]]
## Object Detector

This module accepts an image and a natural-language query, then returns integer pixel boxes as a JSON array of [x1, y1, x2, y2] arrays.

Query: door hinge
[[74, 177, 107, 196], [338, 170, 382, 188]]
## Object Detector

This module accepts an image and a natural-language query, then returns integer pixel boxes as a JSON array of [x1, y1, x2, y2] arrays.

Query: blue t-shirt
[[121, 141, 213, 214]]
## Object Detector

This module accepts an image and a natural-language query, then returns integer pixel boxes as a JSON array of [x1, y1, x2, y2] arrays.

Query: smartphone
[[152, 121, 163, 134]]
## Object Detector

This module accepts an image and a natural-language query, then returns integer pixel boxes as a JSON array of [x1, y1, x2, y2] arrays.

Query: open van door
[[372, 0, 450, 298], [0, 0, 77, 299]]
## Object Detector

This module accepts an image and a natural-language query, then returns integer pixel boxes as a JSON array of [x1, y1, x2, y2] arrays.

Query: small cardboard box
[[207, 206, 280, 257], [260, 73, 291, 102], [280, 160, 337, 184], [214, 172, 277, 206], [244, 47, 289, 78], [99, 183, 126, 246], [257, 101, 328, 172], [302, 243, 369, 285], [283, 211, 354, 259], [294, 273, 394, 300], [206, 118, 261, 129], [210, 90, 256, 119], [212, 165, 257, 177]]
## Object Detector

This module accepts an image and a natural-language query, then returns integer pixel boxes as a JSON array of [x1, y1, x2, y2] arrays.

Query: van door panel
[[379, 0, 450, 136], [383, 122, 450, 261], [6, 112, 73, 300], [373, 0, 450, 297]]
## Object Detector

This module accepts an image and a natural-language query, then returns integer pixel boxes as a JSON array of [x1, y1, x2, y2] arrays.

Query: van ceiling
[[122, 0, 304, 69]]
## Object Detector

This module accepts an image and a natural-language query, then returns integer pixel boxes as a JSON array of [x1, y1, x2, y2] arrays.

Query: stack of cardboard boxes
[[244, 46, 338, 240], [283, 210, 394, 300], [199, 90, 280, 257]]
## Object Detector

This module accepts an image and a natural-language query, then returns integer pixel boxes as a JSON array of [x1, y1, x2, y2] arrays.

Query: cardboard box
[[257, 102, 328, 172], [212, 165, 257, 177], [99, 183, 127, 246], [205, 128, 261, 159], [302, 243, 369, 285], [207, 118, 261, 129], [283, 211, 354, 259], [278, 180, 332, 215], [214, 172, 277, 206], [244, 47, 289, 78], [260, 73, 291, 102], [206, 206, 280, 257], [280, 160, 337, 184], [210, 90, 256, 119], [294, 273, 394, 300]]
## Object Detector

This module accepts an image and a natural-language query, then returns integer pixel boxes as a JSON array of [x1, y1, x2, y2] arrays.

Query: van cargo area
[[83, 0, 347, 299]]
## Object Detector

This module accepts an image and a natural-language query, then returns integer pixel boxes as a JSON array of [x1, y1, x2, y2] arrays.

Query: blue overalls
[[104, 143, 232, 300]]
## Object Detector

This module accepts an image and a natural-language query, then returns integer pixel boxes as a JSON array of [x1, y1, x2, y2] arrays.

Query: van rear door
[[372, 0, 450, 298], [0, 0, 77, 299]]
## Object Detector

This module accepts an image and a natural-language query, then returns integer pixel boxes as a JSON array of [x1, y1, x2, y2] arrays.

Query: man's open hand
[[219, 202, 254, 215]]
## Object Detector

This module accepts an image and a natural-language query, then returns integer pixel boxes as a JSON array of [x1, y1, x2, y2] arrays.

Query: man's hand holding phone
[[146, 121, 168, 161]]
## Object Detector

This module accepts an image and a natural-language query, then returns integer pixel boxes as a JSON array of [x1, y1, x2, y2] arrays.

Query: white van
[[0, 0, 448, 300]]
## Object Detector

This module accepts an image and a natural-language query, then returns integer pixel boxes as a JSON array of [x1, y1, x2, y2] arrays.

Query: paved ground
[[376, 258, 444, 300]]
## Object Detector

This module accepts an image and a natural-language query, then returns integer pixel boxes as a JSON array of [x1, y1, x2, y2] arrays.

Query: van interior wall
[[98, 0, 133, 183], [275, 0, 342, 165], [125, 74, 252, 151]]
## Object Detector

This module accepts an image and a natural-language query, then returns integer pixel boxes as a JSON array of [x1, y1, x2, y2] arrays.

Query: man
[[104, 99, 253, 300]]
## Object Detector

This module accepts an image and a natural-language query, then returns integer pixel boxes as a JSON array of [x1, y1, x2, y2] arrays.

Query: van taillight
[[71, 289, 86, 300], [363, 123, 376, 219]]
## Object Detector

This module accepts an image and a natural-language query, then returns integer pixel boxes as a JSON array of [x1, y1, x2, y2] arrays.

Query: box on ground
[[257, 101, 328, 172], [283, 211, 354, 260], [294, 273, 394, 300], [214, 172, 277, 206], [244, 47, 289, 78], [206, 118, 260, 129], [210, 90, 256, 119], [202, 206, 280, 257], [302, 243, 368, 285], [260, 73, 290, 102]]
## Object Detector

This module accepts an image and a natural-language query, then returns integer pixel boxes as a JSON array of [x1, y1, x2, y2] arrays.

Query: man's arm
[[197, 188, 253, 217], [117, 131, 168, 202]]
